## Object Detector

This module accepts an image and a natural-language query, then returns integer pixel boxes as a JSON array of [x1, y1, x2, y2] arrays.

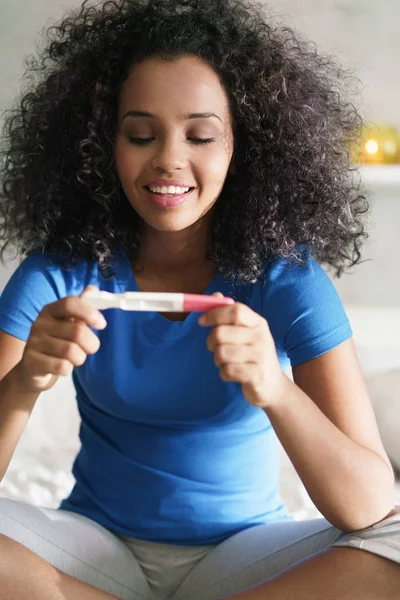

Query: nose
[[151, 136, 187, 172]]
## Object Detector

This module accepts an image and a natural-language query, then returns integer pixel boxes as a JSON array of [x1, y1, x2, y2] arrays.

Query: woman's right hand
[[14, 285, 107, 393]]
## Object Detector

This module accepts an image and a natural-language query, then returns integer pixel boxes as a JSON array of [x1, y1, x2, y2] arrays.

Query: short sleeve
[[261, 256, 352, 367], [0, 250, 75, 342]]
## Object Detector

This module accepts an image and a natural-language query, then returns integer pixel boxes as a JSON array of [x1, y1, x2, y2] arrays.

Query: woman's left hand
[[198, 294, 288, 409]]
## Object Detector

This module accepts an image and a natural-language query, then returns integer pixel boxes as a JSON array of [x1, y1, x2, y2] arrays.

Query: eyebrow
[[121, 110, 222, 123]]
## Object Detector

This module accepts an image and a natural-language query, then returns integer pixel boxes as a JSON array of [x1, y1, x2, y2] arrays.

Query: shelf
[[357, 165, 400, 187]]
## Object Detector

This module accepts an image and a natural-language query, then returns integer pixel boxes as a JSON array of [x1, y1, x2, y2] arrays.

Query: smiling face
[[114, 54, 235, 235]]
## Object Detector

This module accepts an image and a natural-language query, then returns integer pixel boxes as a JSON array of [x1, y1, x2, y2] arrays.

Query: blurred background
[[0, 0, 399, 518]]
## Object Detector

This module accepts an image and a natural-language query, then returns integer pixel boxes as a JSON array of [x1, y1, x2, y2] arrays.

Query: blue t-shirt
[[0, 248, 352, 545]]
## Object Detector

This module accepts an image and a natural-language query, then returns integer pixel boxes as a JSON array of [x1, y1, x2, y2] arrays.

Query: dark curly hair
[[0, 0, 368, 283]]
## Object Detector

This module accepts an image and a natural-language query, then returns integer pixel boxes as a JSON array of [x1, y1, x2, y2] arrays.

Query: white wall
[[1, 1, 400, 126], [1, 0, 400, 303], [267, 0, 400, 130]]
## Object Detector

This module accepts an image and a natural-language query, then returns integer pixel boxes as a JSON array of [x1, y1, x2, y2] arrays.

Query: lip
[[144, 186, 195, 208], [145, 179, 195, 188]]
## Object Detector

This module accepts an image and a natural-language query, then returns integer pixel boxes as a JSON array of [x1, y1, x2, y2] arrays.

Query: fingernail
[[198, 315, 206, 325], [93, 317, 107, 329]]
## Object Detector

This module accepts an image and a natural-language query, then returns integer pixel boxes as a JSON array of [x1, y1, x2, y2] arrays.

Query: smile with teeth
[[146, 185, 194, 196]]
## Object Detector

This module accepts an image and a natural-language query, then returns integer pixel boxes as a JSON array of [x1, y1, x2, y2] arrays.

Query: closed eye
[[127, 137, 215, 146], [188, 137, 216, 145], [127, 137, 153, 146]]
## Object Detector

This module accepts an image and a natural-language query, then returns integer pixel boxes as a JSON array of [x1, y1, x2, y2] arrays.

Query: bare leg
[[0, 534, 120, 600], [223, 547, 400, 600]]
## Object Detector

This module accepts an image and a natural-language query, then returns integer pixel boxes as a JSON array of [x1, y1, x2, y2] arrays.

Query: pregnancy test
[[81, 290, 235, 312]]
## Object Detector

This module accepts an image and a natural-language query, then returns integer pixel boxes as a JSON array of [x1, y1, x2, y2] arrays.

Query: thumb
[[80, 284, 99, 297], [72, 285, 99, 323]]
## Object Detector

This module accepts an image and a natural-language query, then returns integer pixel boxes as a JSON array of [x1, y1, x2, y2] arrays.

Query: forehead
[[118, 55, 231, 122]]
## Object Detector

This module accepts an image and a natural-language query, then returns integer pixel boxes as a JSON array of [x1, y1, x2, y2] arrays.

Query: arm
[[0, 251, 87, 482], [200, 296, 395, 533], [266, 337, 395, 532], [0, 366, 40, 483], [0, 331, 40, 483], [0, 284, 105, 484]]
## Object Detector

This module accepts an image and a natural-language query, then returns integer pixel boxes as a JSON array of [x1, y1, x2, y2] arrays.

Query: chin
[[141, 208, 208, 233], [128, 196, 214, 233], [148, 219, 199, 233]]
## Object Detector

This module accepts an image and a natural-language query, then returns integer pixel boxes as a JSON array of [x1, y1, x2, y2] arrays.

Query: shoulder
[[246, 251, 352, 366], [263, 250, 330, 292], [0, 249, 100, 341], [2, 248, 95, 296], [245, 250, 337, 313]]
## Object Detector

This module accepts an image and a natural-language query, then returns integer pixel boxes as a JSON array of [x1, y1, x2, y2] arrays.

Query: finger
[[68, 285, 102, 325], [25, 348, 76, 378], [81, 285, 99, 293], [199, 302, 264, 328], [30, 318, 101, 355], [75, 285, 106, 326], [213, 344, 261, 368], [46, 294, 106, 329], [220, 362, 260, 384], [206, 325, 255, 352], [211, 291, 224, 298], [32, 337, 88, 368]]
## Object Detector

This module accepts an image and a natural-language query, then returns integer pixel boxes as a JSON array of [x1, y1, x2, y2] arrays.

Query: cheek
[[114, 143, 140, 183], [202, 153, 231, 187]]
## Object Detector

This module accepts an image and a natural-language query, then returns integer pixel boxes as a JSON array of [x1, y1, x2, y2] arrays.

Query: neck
[[136, 219, 212, 273]]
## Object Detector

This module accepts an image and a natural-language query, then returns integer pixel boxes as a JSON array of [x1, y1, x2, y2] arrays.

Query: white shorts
[[0, 498, 399, 600]]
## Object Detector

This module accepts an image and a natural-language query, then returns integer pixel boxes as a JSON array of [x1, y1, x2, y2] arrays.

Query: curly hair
[[0, 0, 368, 283]]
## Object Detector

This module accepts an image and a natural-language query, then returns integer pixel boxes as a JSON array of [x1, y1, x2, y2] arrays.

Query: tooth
[[148, 185, 190, 195]]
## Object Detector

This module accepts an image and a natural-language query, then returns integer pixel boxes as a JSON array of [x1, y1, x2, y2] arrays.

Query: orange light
[[365, 140, 379, 155], [351, 123, 400, 165]]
